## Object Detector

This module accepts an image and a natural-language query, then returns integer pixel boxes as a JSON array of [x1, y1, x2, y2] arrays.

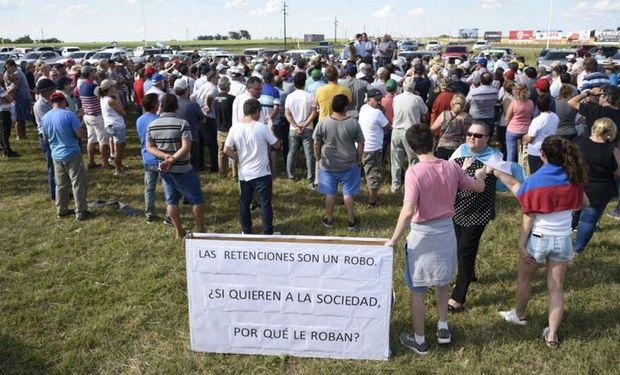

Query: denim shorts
[[105, 125, 126, 144], [317, 166, 361, 196], [160, 170, 204, 206], [527, 232, 575, 263]]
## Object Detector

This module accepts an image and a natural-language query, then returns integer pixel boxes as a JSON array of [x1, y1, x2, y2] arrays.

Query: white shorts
[[83, 114, 109, 145]]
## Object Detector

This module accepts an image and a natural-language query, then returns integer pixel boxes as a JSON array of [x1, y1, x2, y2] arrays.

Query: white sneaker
[[499, 309, 528, 326]]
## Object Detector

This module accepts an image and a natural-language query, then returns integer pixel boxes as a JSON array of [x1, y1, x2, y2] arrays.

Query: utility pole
[[546, 0, 553, 48], [186, 27, 189, 41], [40, 27, 44, 42], [282, 1, 288, 49], [334, 17, 338, 44], [142, 0, 147, 46]]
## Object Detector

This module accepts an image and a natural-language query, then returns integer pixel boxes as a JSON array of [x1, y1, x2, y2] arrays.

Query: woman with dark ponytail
[[572, 118, 620, 252], [499, 136, 589, 349]]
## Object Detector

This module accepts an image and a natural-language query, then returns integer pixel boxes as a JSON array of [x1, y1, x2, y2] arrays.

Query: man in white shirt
[[524, 94, 558, 173], [224, 98, 280, 234], [191, 71, 219, 171], [358, 89, 389, 206], [390, 76, 427, 192], [232, 76, 263, 125], [229, 67, 246, 96], [284, 72, 317, 186], [145, 73, 166, 100]]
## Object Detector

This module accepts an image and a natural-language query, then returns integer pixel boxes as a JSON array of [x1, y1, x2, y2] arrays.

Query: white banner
[[185, 234, 393, 360], [535, 30, 564, 40]]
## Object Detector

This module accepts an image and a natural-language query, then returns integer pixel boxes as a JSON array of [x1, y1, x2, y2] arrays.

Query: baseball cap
[[173, 78, 188, 91], [278, 69, 288, 78], [367, 88, 383, 100], [35, 78, 55, 93], [310, 69, 322, 81], [49, 91, 66, 102], [346, 64, 357, 76], [216, 64, 227, 72], [385, 79, 398, 92], [503, 70, 515, 80], [100, 79, 116, 90], [477, 57, 488, 66], [533, 78, 550, 91], [151, 73, 164, 84]]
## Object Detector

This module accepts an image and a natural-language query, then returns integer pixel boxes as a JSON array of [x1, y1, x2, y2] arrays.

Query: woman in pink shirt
[[505, 83, 534, 162], [385, 125, 486, 355]]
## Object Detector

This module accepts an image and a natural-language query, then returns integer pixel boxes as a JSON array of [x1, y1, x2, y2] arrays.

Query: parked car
[[393, 51, 439, 71], [282, 49, 318, 62], [18, 51, 62, 65], [311, 45, 335, 57], [491, 47, 515, 60], [426, 40, 442, 51], [472, 40, 491, 51], [87, 49, 128, 64], [57, 50, 97, 65], [0, 51, 24, 72], [571, 44, 596, 58], [399, 40, 419, 51], [34, 46, 56, 52], [61, 46, 80, 57], [610, 52, 620, 66], [537, 49, 577, 69], [442, 45, 468, 60], [0, 47, 15, 53], [259, 49, 287, 59], [589, 46, 619, 58], [243, 48, 265, 58]]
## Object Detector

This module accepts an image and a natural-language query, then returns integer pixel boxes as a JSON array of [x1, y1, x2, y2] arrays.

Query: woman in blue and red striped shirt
[[499, 136, 589, 349]]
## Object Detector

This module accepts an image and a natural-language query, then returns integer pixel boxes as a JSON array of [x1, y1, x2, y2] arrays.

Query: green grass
[[1, 110, 619, 374]]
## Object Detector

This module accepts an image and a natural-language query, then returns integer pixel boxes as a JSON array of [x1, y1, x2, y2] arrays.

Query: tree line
[[197, 30, 251, 41], [1, 35, 62, 44]]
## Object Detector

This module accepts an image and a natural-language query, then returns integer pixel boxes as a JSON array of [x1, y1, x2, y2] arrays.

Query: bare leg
[[368, 188, 377, 204], [546, 260, 568, 342], [87, 143, 96, 166], [411, 291, 426, 337], [325, 195, 336, 219], [167, 204, 183, 238], [114, 142, 125, 173], [100, 144, 111, 168], [343, 195, 355, 223], [434, 285, 449, 323], [515, 257, 538, 319], [192, 204, 205, 233]]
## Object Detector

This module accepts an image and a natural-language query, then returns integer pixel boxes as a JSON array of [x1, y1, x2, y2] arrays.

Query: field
[[1, 101, 620, 375]]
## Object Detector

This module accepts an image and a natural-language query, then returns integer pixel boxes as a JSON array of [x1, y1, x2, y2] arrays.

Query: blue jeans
[[39, 135, 56, 200], [286, 128, 315, 181], [506, 131, 525, 163], [144, 164, 159, 219], [573, 202, 610, 252], [240, 175, 273, 234]]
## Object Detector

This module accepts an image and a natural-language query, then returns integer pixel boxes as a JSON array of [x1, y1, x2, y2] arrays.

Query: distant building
[[304, 34, 324, 43]]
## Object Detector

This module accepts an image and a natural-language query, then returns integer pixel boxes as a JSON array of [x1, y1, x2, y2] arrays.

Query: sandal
[[542, 327, 560, 349]]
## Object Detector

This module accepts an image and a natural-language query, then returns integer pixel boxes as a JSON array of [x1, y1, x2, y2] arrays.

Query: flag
[[516, 163, 584, 214]]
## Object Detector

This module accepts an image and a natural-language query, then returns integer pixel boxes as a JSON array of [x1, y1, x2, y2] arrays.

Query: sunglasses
[[466, 132, 488, 139]]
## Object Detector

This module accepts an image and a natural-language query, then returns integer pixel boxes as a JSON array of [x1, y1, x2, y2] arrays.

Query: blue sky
[[1, 0, 619, 42]]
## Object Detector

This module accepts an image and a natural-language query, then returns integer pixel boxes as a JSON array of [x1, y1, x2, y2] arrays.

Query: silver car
[[537, 49, 577, 70], [18, 51, 62, 66]]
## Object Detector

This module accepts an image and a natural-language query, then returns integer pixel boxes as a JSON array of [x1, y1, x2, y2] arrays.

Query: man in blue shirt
[[42, 92, 92, 220], [136, 93, 161, 223]]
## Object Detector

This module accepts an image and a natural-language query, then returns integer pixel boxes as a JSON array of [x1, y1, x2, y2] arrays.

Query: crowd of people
[[1, 34, 619, 353]]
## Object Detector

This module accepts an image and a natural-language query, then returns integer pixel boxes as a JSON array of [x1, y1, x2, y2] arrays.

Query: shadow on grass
[[0, 333, 54, 375]]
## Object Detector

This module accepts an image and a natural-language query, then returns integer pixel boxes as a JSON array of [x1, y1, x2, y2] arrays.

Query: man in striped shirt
[[146, 93, 205, 239], [78, 66, 111, 169]]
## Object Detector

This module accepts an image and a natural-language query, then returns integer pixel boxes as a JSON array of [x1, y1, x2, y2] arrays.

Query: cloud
[[66, 3, 87, 12], [408, 7, 425, 16], [373, 5, 393, 18], [481, 0, 502, 9], [256, 0, 279, 15], [564, 0, 620, 18], [0, 0, 24, 9], [225, 0, 247, 8]]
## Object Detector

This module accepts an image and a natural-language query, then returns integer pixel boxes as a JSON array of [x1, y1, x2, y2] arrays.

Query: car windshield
[[94, 52, 112, 59], [0, 53, 10, 60], [24, 52, 42, 59], [69, 52, 86, 58], [613, 53, 620, 59], [545, 52, 572, 60], [446, 46, 467, 53]]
